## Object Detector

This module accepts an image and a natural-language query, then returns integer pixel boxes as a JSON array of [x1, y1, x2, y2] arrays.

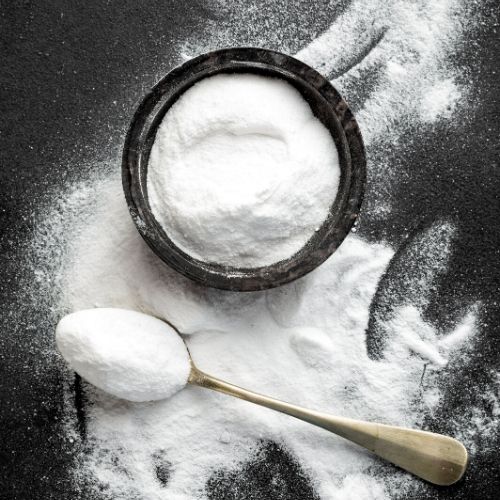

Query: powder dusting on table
[[23, 0, 495, 499], [51, 176, 480, 499]]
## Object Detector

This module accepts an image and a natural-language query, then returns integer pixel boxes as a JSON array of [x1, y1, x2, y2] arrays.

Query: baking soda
[[56, 308, 190, 402], [148, 73, 339, 267]]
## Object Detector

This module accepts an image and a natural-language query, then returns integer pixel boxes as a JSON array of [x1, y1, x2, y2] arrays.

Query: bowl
[[122, 47, 366, 291]]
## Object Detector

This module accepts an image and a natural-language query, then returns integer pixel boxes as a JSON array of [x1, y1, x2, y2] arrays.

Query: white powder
[[420, 78, 461, 123], [25, 0, 489, 498], [57, 178, 480, 499], [148, 73, 340, 267], [56, 308, 190, 402]]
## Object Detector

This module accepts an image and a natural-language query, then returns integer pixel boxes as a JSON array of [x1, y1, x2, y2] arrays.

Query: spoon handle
[[189, 366, 467, 486]]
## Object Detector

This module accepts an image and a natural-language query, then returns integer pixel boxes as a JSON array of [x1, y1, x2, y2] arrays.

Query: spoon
[[56, 308, 468, 486], [187, 355, 468, 486]]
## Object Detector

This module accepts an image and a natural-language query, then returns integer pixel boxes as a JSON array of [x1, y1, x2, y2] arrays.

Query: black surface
[[1, 1, 499, 499], [206, 441, 321, 500]]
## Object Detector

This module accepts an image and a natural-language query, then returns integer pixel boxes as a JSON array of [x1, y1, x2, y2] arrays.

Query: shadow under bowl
[[122, 47, 366, 291]]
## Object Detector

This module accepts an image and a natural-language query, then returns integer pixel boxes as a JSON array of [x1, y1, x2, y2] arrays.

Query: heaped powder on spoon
[[56, 308, 190, 402], [148, 73, 340, 267]]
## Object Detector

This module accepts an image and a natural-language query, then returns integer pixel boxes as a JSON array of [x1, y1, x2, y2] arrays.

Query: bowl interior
[[122, 48, 365, 291]]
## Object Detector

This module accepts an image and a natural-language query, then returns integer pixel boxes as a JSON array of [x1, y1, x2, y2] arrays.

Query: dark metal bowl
[[122, 47, 366, 291]]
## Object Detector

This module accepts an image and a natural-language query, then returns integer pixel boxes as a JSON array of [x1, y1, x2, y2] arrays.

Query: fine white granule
[[148, 73, 340, 268], [56, 308, 191, 402]]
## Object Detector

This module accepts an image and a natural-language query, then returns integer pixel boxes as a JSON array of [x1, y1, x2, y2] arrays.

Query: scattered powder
[[366, 221, 458, 358], [384, 306, 478, 368], [295, 0, 469, 145], [58, 178, 479, 499], [148, 73, 339, 267], [420, 78, 462, 123], [56, 308, 190, 402], [23, 0, 491, 498], [453, 371, 500, 458]]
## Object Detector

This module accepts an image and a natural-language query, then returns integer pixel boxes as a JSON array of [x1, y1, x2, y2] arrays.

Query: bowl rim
[[122, 47, 366, 291]]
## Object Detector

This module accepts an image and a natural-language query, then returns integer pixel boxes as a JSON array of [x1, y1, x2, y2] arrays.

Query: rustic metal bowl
[[122, 47, 365, 291]]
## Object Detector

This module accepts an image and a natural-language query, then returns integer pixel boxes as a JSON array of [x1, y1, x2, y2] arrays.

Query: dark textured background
[[1, 1, 499, 499]]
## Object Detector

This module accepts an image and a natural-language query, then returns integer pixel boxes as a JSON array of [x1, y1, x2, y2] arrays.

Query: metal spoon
[[56, 308, 468, 485], [187, 357, 467, 486]]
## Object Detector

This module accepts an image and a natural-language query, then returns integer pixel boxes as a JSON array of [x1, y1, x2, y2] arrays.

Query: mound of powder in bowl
[[56, 308, 191, 402], [147, 73, 340, 268]]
